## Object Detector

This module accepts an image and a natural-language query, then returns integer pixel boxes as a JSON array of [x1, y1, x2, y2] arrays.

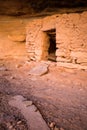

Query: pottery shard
[[8, 34, 26, 42], [29, 63, 49, 76]]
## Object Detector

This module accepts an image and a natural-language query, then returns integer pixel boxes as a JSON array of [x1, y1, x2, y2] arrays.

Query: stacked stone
[[26, 11, 87, 69], [56, 12, 87, 68]]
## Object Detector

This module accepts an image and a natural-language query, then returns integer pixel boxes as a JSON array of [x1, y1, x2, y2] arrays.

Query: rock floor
[[0, 58, 87, 130]]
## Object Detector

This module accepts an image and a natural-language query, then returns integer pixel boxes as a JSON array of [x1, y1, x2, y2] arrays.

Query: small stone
[[0, 67, 8, 71], [49, 122, 55, 128], [12, 95, 25, 101], [60, 127, 64, 130], [29, 105, 37, 112], [9, 125, 13, 129], [29, 63, 49, 76], [17, 121, 22, 125], [23, 100, 33, 107], [6, 122, 11, 127], [54, 126, 60, 130], [12, 129, 16, 130], [10, 76, 15, 79], [16, 64, 22, 68]]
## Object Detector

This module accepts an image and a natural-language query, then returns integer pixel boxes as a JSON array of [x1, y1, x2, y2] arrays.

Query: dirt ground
[[0, 15, 87, 130], [0, 58, 87, 130]]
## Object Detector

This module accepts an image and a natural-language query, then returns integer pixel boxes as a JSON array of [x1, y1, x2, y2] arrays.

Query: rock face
[[9, 95, 50, 130], [0, 0, 87, 16], [8, 34, 26, 42], [26, 11, 87, 69]]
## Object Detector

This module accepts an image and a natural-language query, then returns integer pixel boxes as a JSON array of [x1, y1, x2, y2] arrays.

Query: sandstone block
[[57, 62, 87, 70], [70, 51, 87, 59], [56, 57, 71, 63], [56, 51, 66, 57], [8, 34, 26, 42], [77, 58, 87, 64]]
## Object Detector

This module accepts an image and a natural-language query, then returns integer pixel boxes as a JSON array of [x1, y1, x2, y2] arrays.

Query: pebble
[[16, 64, 22, 68], [54, 126, 60, 130], [29, 63, 49, 76], [6, 122, 11, 127], [17, 120, 22, 125], [0, 66, 8, 71], [49, 122, 55, 128], [10, 76, 15, 79], [60, 127, 64, 130], [23, 100, 33, 107], [9, 125, 13, 129]]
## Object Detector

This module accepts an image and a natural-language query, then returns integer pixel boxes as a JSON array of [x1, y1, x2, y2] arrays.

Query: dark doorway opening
[[47, 29, 56, 62]]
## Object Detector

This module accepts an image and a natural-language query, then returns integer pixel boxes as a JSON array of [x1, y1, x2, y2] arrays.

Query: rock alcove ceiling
[[0, 0, 87, 16]]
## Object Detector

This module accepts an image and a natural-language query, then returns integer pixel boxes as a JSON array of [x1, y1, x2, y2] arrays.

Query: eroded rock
[[8, 34, 26, 42], [9, 95, 50, 130], [29, 63, 49, 76]]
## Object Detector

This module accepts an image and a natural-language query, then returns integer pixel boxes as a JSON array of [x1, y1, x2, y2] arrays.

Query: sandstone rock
[[77, 58, 87, 64], [17, 121, 22, 125], [57, 62, 87, 70], [54, 126, 60, 130], [60, 127, 64, 130], [29, 63, 49, 76], [56, 57, 71, 63], [10, 76, 15, 79], [8, 34, 26, 42], [12, 95, 25, 101], [23, 100, 33, 107], [49, 122, 55, 128], [0, 66, 8, 71], [16, 64, 23, 68], [26, 11, 87, 70], [8, 125, 13, 129], [70, 51, 87, 59], [56, 51, 66, 57], [9, 95, 50, 130]]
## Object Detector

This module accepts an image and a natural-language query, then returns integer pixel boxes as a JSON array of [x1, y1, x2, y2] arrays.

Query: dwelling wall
[[26, 11, 87, 69], [56, 12, 87, 66]]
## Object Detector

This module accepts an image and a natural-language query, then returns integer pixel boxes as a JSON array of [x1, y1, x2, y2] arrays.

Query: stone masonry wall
[[26, 11, 87, 69]]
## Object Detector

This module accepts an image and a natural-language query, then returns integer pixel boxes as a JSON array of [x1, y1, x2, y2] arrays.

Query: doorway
[[47, 29, 56, 61], [41, 29, 57, 61]]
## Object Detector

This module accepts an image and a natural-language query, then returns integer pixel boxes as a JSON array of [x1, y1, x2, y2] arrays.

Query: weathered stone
[[17, 121, 22, 125], [8, 34, 26, 42], [10, 76, 15, 79], [23, 100, 33, 107], [42, 15, 56, 31], [16, 64, 23, 68], [26, 11, 87, 69], [60, 127, 64, 130], [0, 66, 8, 71], [57, 62, 87, 70], [56, 57, 71, 63], [77, 58, 87, 64], [29, 63, 49, 76], [54, 126, 60, 130], [9, 95, 50, 130], [12, 95, 25, 101], [49, 122, 55, 128], [70, 51, 87, 59], [56, 51, 66, 57]]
